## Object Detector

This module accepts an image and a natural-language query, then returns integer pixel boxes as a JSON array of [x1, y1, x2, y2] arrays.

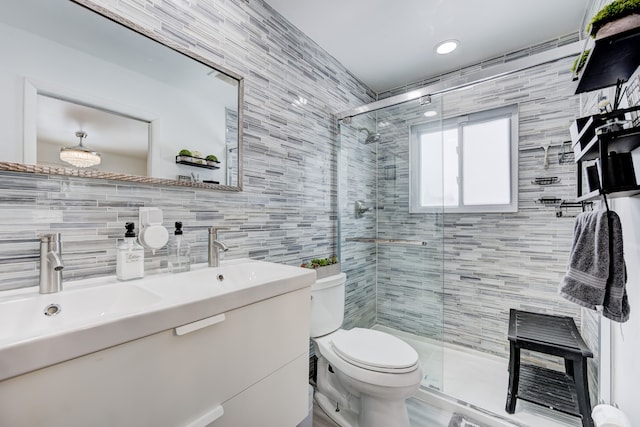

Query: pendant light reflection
[[59, 131, 101, 168]]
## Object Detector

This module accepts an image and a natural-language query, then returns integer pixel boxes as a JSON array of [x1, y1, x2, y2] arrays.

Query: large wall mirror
[[0, 0, 243, 190]]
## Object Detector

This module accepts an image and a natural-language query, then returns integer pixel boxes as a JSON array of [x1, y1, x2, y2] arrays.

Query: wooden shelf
[[518, 365, 581, 416], [574, 24, 640, 94]]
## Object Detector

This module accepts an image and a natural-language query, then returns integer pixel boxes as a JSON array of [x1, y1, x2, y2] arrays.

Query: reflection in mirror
[[0, 0, 243, 190], [37, 95, 150, 175]]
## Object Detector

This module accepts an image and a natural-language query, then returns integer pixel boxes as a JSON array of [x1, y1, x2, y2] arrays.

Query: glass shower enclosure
[[337, 94, 445, 391]]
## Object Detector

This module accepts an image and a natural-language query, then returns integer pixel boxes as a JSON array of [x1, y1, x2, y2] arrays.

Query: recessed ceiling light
[[423, 110, 438, 117], [435, 40, 459, 55]]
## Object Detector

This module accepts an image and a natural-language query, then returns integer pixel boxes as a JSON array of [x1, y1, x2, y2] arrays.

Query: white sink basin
[[0, 284, 162, 345], [0, 258, 316, 381], [139, 259, 309, 300]]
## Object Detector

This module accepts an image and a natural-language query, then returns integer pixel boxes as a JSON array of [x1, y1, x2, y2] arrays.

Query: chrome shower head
[[358, 127, 380, 144]]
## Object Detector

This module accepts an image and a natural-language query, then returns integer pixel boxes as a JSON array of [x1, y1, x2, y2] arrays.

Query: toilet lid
[[332, 328, 419, 373]]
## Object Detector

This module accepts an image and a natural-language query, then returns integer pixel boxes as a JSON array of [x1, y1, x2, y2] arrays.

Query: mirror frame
[[0, 0, 244, 191]]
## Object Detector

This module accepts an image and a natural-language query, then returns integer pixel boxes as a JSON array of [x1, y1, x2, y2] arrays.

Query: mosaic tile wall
[[438, 58, 584, 355], [0, 0, 375, 300]]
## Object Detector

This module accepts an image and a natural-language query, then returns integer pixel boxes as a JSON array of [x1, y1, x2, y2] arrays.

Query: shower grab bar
[[346, 237, 428, 246]]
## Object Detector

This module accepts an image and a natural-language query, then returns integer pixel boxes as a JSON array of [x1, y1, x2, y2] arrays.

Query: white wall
[[610, 196, 640, 423], [604, 60, 640, 423]]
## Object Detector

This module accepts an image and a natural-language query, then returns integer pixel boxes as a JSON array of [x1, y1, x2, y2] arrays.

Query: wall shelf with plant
[[573, 0, 640, 94], [176, 150, 220, 170]]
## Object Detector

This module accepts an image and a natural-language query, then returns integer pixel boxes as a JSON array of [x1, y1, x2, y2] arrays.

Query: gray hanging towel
[[559, 209, 629, 322], [602, 211, 629, 322]]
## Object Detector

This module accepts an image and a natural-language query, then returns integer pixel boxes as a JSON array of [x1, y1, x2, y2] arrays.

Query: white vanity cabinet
[[0, 287, 311, 427]]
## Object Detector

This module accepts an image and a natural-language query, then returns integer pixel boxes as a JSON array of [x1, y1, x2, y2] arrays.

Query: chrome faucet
[[208, 227, 229, 267], [39, 233, 64, 294]]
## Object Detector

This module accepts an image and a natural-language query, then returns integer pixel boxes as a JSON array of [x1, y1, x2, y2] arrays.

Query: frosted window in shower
[[410, 104, 518, 213], [419, 127, 458, 207], [462, 117, 511, 205]]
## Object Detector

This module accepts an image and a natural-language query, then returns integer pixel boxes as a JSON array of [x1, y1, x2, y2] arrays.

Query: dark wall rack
[[570, 106, 640, 202], [573, 23, 640, 94], [535, 198, 593, 218], [555, 201, 593, 218], [570, 17, 640, 202]]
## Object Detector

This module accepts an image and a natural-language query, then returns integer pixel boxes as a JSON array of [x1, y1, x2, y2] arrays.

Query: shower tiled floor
[[376, 325, 582, 426]]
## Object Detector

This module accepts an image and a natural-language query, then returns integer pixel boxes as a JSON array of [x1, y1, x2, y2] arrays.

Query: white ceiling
[[266, 0, 592, 93]]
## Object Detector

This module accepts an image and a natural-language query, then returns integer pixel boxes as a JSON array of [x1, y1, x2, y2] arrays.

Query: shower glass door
[[338, 94, 445, 391]]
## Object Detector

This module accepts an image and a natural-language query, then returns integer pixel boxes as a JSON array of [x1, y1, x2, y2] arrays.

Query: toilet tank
[[310, 272, 346, 338]]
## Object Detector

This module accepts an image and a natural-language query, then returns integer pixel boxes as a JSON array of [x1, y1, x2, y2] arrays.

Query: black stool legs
[[505, 342, 519, 414], [572, 357, 593, 427]]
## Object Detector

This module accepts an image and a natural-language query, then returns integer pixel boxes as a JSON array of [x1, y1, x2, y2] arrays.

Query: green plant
[[178, 149, 192, 156], [206, 154, 218, 162], [588, 0, 640, 37], [300, 256, 338, 269], [571, 49, 591, 73]]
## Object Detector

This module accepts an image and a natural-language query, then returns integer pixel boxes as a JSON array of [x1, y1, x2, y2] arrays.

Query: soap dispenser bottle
[[116, 222, 145, 281], [167, 221, 190, 273]]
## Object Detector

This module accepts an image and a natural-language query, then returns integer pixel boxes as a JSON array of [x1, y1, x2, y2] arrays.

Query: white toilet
[[311, 272, 423, 427]]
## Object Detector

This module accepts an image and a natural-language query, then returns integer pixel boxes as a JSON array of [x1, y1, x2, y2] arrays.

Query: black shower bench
[[505, 309, 594, 427]]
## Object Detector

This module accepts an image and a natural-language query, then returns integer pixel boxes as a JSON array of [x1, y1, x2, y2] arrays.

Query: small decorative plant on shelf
[[301, 256, 340, 279], [588, 0, 640, 39], [177, 149, 193, 162], [176, 150, 220, 169], [205, 154, 219, 166], [191, 150, 205, 164], [571, 49, 591, 74]]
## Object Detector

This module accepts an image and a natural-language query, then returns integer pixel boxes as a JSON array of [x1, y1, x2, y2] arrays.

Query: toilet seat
[[332, 328, 419, 373], [314, 329, 423, 388]]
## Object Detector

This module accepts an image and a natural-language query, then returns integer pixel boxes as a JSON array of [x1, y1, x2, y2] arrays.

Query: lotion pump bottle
[[116, 222, 144, 281], [167, 221, 190, 273]]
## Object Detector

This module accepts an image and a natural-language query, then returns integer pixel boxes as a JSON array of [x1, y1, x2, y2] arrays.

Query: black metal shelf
[[175, 156, 220, 170], [575, 127, 640, 162], [578, 186, 640, 202], [574, 24, 640, 94], [570, 105, 640, 201], [570, 106, 640, 160]]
